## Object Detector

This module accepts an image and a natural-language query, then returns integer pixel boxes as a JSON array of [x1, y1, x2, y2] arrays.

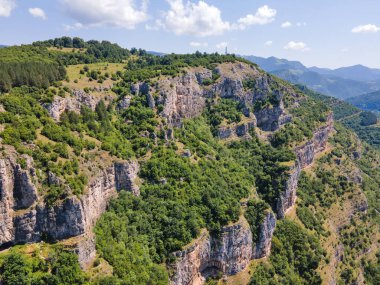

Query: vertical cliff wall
[[170, 213, 277, 285], [277, 113, 333, 218], [170, 217, 253, 285], [0, 157, 139, 263]]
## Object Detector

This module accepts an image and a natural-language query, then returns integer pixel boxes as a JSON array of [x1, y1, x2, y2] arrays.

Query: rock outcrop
[[45, 90, 111, 121], [170, 217, 252, 285], [277, 113, 334, 218], [252, 211, 276, 259], [0, 156, 139, 266], [160, 72, 207, 127], [218, 120, 256, 139], [170, 212, 277, 285], [114, 161, 140, 196], [158, 63, 296, 131]]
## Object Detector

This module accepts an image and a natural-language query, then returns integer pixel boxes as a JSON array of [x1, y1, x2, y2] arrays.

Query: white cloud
[[265, 40, 273, 46], [296, 22, 306, 27], [281, 21, 292, 28], [237, 5, 276, 29], [352, 24, 380, 33], [29, 8, 47, 20], [190, 41, 208, 47], [61, 0, 148, 29], [63, 22, 84, 31], [216, 42, 228, 49], [284, 41, 310, 51], [157, 0, 230, 37], [0, 0, 16, 17], [152, 2, 276, 36]]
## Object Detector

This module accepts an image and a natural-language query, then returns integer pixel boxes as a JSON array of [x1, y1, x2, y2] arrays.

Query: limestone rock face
[[170, 218, 253, 285], [158, 63, 295, 132], [0, 159, 16, 245], [45, 90, 103, 121], [218, 120, 256, 139], [161, 72, 206, 127], [0, 157, 139, 268], [114, 160, 140, 196], [252, 211, 276, 259], [13, 164, 38, 210], [277, 113, 334, 218]]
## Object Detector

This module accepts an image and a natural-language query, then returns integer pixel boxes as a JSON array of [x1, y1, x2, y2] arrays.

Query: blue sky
[[1, 0, 379, 68]]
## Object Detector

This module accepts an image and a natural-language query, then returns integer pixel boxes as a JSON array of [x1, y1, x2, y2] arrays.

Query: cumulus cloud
[[352, 24, 380, 33], [265, 40, 273, 46], [216, 42, 228, 49], [190, 41, 208, 47], [61, 0, 148, 29], [63, 22, 84, 31], [237, 5, 276, 29], [0, 0, 16, 17], [157, 0, 230, 37], [284, 41, 310, 51], [29, 8, 47, 20], [152, 2, 276, 36], [281, 21, 292, 28]]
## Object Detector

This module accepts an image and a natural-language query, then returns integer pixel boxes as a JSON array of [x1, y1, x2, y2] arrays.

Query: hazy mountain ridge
[[347, 90, 380, 114], [244, 55, 380, 99]]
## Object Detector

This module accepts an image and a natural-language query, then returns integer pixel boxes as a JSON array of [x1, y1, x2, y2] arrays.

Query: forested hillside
[[0, 38, 378, 285], [347, 90, 380, 115], [295, 85, 380, 148]]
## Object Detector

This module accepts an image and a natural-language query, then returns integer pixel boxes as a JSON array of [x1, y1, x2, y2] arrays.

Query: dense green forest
[[0, 38, 378, 285]]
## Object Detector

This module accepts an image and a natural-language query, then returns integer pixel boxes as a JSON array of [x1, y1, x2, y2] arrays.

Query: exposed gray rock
[[13, 165, 38, 210], [75, 234, 97, 269], [277, 113, 334, 218], [252, 211, 276, 259], [161, 72, 206, 127], [218, 120, 256, 139], [117, 96, 131, 110], [114, 160, 140, 196], [218, 127, 233, 139], [195, 70, 212, 85], [0, 158, 138, 267], [147, 93, 155, 108], [182, 149, 192, 158], [170, 217, 252, 285], [0, 159, 15, 245], [45, 90, 103, 121]]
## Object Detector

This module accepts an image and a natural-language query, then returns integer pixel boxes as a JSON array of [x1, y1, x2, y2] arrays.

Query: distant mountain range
[[347, 90, 380, 115], [243, 55, 380, 100], [0, 45, 7, 48]]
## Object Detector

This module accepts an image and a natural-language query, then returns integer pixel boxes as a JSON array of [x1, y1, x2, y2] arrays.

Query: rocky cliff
[[277, 112, 334, 218], [170, 212, 277, 285], [170, 217, 253, 285], [45, 90, 114, 121], [252, 211, 276, 259], [156, 63, 296, 132], [0, 155, 139, 265]]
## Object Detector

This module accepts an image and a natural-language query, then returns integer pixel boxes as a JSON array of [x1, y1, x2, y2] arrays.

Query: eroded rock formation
[[277, 113, 334, 218], [170, 217, 253, 285], [45, 90, 114, 121], [252, 211, 276, 259], [218, 120, 256, 139], [0, 156, 139, 266], [170, 213, 277, 285]]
